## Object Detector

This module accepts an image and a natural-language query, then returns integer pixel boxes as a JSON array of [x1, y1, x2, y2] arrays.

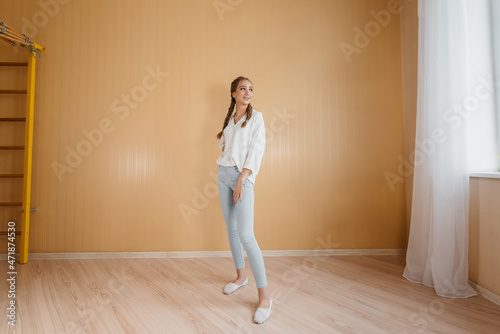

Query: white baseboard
[[469, 281, 500, 306], [263, 249, 406, 257], [1, 248, 406, 261]]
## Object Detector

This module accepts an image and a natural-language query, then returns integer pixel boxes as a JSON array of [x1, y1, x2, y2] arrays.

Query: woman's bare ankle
[[234, 276, 247, 285]]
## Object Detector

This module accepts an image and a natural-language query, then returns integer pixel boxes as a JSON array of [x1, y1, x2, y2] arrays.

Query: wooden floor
[[1, 255, 500, 333]]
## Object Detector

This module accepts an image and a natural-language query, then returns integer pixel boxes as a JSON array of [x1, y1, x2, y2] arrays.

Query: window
[[466, 0, 500, 172]]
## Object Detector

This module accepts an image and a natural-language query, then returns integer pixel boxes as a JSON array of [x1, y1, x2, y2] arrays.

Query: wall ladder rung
[[0, 146, 25, 150], [0, 231, 22, 236], [0, 202, 23, 206], [0, 62, 28, 67], [0, 89, 27, 94], [0, 174, 24, 178], [0, 117, 26, 122]]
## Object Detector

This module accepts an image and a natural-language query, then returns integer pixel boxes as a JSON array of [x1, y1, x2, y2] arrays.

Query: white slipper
[[254, 298, 272, 324], [223, 278, 248, 295]]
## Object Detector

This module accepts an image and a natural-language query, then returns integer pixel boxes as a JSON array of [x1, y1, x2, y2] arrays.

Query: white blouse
[[217, 110, 266, 185]]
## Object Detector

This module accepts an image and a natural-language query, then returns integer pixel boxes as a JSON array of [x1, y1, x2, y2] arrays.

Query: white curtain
[[403, 0, 477, 297]]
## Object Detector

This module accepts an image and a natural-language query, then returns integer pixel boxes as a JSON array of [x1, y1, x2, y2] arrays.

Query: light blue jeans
[[218, 165, 268, 289]]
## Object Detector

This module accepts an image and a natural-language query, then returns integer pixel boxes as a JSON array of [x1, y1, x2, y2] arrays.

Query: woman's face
[[232, 80, 253, 107]]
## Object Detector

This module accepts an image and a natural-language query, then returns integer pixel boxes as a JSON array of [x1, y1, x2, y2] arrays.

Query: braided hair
[[217, 76, 253, 139]]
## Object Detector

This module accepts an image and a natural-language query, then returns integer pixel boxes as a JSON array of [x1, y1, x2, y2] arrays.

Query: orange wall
[[0, 0, 407, 253], [469, 177, 500, 296], [399, 0, 417, 232]]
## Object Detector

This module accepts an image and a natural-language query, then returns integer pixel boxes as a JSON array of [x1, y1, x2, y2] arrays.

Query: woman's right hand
[[233, 180, 245, 203]]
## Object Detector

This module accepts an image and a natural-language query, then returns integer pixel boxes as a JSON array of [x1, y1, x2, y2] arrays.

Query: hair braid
[[241, 103, 253, 128], [217, 97, 236, 139]]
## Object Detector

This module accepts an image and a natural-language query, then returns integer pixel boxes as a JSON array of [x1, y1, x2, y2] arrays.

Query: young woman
[[216, 76, 272, 324]]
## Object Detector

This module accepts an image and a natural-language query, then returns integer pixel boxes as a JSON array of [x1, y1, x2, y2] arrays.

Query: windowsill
[[470, 172, 500, 179]]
